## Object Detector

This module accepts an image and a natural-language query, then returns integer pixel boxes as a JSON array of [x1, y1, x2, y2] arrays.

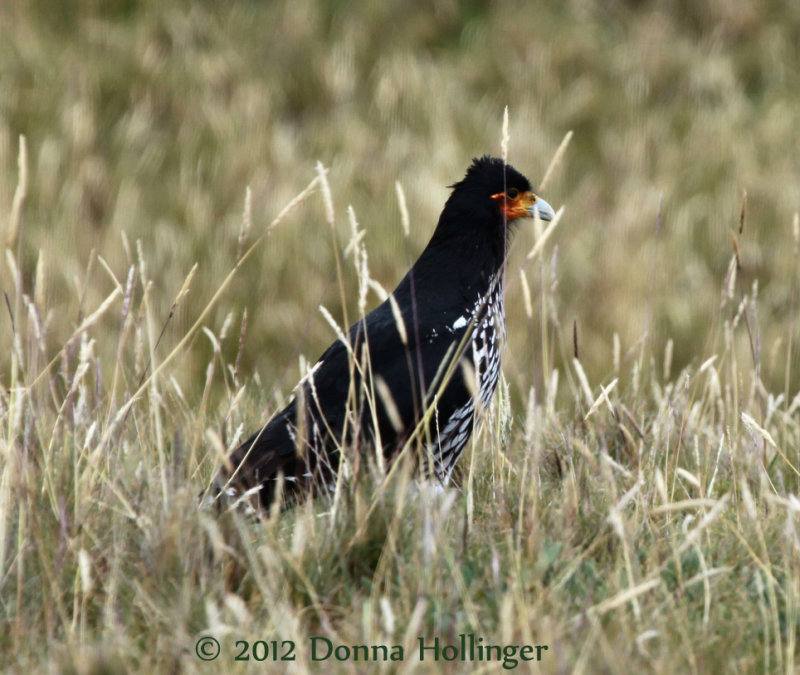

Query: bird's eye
[[507, 188, 519, 199]]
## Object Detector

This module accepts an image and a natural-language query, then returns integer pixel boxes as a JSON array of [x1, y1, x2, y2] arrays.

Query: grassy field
[[2, 0, 800, 672]]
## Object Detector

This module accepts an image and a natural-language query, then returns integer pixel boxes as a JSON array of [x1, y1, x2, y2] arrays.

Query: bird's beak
[[491, 189, 556, 221], [527, 196, 554, 222]]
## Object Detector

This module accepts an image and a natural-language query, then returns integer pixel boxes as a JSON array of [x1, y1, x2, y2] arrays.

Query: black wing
[[216, 296, 475, 509]]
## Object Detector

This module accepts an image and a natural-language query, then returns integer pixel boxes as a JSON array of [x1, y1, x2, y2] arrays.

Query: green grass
[[2, 0, 800, 672]]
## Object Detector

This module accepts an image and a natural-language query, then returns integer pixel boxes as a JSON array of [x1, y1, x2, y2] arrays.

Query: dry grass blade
[[539, 130, 572, 191], [501, 105, 510, 163], [524, 206, 564, 262], [6, 135, 27, 248]]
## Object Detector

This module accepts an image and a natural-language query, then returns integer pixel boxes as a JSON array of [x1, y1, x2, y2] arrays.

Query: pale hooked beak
[[528, 197, 555, 222]]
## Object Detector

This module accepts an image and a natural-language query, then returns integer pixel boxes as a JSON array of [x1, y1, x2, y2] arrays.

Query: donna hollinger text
[[230, 634, 548, 669]]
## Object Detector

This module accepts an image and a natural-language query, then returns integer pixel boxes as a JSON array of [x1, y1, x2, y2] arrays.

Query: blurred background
[[2, 0, 800, 408]]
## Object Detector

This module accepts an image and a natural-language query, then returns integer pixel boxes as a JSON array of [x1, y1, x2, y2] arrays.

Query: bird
[[213, 156, 554, 512]]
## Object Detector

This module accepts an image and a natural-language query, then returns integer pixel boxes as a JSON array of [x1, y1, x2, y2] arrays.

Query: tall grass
[[3, 128, 800, 671], [2, 0, 800, 672]]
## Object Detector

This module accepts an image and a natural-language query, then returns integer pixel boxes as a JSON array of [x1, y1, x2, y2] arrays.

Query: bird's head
[[449, 155, 554, 225]]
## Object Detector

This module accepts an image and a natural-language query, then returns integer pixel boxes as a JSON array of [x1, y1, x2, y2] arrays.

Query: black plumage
[[214, 156, 554, 511]]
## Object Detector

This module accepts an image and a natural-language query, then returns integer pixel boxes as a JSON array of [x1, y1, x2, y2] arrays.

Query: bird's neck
[[425, 208, 509, 291], [396, 210, 510, 318]]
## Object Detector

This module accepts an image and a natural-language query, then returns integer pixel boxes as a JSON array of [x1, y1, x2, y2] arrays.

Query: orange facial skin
[[490, 189, 541, 220]]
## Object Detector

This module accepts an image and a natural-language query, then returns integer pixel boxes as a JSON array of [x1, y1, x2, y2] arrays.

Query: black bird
[[215, 156, 554, 511]]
